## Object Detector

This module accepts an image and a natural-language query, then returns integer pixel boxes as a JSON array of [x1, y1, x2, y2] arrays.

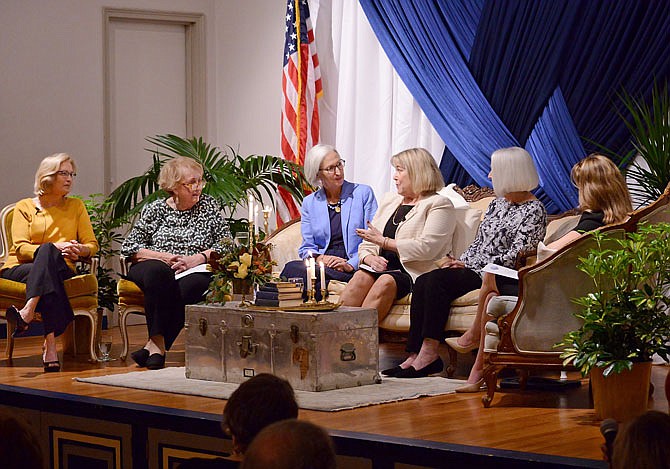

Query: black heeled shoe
[[381, 365, 403, 377], [43, 360, 61, 372], [130, 348, 150, 367], [7, 305, 30, 337], [395, 357, 444, 378], [146, 353, 165, 370]]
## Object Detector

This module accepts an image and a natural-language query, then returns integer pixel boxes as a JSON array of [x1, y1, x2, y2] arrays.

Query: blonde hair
[[34, 153, 76, 196], [304, 144, 339, 187], [490, 147, 539, 196], [571, 154, 632, 224], [612, 411, 670, 469], [158, 157, 204, 194], [391, 148, 444, 195]]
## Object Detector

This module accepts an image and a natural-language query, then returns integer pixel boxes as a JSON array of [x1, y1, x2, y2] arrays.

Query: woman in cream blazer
[[340, 148, 455, 323]]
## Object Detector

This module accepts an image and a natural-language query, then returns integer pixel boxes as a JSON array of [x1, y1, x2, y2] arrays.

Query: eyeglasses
[[182, 180, 206, 191], [319, 160, 345, 175], [56, 171, 77, 178]]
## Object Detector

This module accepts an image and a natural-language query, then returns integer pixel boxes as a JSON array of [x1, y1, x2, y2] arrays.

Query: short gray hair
[[304, 144, 339, 187], [490, 147, 539, 196]]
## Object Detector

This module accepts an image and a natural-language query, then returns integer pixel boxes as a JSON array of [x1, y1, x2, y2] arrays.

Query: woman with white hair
[[121, 157, 232, 369], [280, 144, 377, 295], [2, 153, 99, 372], [385, 147, 547, 379]]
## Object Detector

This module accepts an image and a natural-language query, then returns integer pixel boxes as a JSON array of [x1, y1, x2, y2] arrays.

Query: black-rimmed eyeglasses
[[319, 160, 345, 175]]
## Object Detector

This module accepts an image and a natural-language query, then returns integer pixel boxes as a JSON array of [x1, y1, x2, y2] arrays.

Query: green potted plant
[[557, 223, 670, 421], [76, 194, 129, 312], [106, 134, 309, 222]]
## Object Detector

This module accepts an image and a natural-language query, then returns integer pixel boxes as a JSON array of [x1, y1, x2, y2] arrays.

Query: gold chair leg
[[119, 307, 130, 361]]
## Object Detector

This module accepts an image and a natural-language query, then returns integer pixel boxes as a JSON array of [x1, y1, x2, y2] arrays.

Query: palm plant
[[609, 82, 670, 207], [106, 134, 309, 222]]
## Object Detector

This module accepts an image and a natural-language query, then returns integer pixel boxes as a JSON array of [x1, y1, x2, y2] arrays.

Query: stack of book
[[255, 281, 304, 308]]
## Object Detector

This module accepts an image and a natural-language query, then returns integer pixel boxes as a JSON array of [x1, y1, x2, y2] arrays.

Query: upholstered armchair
[[479, 187, 670, 407], [117, 257, 145, 361], [0, 203, 101, 362]]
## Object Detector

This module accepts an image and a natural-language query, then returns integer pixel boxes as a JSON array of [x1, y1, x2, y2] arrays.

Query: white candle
[[263, 204, 271, 215], [254, 205, 259, 235], [319, 261, 326, 291], [310, 257, 317, 280], [248, 194, 254, 221]]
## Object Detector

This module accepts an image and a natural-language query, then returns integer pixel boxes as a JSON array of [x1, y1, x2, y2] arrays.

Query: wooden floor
[[2, 324, 669, 465]]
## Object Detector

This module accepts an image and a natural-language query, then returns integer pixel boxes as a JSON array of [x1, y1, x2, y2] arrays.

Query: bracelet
[[381, 237, 388, 250], [199, 252, 208, 263]]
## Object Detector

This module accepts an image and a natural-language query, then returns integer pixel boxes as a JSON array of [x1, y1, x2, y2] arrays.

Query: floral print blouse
[[460, 197, 547, 273], [121, 194, 232, 257]]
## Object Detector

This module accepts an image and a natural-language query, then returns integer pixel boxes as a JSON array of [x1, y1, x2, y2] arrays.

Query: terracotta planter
[[590, 361, 652, 422]]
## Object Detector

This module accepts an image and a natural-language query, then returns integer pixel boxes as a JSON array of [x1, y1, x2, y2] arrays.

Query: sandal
[[7, 305, 30, 337]]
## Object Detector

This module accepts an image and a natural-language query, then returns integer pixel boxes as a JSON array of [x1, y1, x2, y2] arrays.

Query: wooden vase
[[590, 361, 652, 422]]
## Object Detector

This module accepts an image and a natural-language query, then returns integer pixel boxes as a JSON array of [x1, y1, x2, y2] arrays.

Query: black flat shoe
[[146, 353, 165, 370], [381, 365, 403, 377], [395, 357, 444, 378], [7, 305, 30, 337], [43, 360, 61, 372], [130, 348, 150, 367]]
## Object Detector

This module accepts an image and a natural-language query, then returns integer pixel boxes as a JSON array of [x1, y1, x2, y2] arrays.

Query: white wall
[[0, 0, 284, 208]]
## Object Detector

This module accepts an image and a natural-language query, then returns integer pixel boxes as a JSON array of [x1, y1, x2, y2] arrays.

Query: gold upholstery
[[117, 258, 145, 361], [0, 204, 100, 361], [480, 186, 670, 407]]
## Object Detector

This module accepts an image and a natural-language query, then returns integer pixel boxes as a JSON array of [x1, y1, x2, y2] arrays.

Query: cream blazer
[[358, 192, 456, 281]]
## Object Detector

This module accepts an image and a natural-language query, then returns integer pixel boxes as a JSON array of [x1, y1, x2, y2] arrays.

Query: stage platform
[[1, 325, 668, 468]]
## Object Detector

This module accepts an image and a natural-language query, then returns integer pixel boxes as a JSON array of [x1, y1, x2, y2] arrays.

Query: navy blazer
[[298, 180, 377, 269]]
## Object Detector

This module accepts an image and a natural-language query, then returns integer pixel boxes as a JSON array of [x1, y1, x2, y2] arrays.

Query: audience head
[[222, 373, 299, 455], [304, 144, 341, 188], [391, 148, 445, 196], [571, 153, 632, 224], [34, 153, 76, 196], [158, 156, 205, 195], [0, 411, 44, 469], [611, 410, 670, 469], [490, 147, 539, 197], [241, 419, 336, 469]]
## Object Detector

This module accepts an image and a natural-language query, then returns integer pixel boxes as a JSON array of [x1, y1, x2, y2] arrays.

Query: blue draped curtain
[[359, 0, 670, 213]]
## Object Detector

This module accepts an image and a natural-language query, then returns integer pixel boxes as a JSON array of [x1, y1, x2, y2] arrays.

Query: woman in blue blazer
[[280, 144, 377, 297]]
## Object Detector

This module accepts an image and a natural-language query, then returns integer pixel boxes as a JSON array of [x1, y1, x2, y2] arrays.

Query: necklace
[[327, 200, 342, 213], [391, 204, 410, 225]]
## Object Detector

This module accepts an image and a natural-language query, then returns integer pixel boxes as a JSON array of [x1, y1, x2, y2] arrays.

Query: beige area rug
[[75, 367, 465, 412]]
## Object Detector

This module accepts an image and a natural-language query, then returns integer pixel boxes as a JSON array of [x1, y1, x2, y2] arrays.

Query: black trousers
[[406, 267, 482, 353], [1, 243, 75, 337], [127, 260, 211, 350]]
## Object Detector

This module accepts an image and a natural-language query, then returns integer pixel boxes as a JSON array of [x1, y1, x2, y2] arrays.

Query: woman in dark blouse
[[121, 157, 232, 369]]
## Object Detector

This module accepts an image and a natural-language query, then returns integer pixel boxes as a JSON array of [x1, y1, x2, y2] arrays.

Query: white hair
[[304, 144, 339, 187], [490, 147, 539, 196]]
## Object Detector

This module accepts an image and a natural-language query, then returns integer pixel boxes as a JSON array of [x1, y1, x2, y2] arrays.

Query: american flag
[[278, 0, 322, 225]]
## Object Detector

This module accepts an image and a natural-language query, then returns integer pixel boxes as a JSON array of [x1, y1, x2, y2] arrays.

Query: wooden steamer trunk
[[185, 303, 380, 391]]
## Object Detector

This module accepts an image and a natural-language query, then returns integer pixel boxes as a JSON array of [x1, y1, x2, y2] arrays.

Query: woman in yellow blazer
[[340, 148, 455, 323], [2, 153, 99, 372]]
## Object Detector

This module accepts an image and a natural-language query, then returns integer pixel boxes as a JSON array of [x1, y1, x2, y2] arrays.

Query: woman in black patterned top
[[121, 157, 232, 369], [385, 147, 547, 378]]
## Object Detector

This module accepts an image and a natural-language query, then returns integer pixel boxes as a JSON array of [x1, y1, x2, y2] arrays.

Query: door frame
[[102, 8, 206, 194]]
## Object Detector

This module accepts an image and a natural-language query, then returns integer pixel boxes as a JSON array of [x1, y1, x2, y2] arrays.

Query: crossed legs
[[340, 270, 397, 323]]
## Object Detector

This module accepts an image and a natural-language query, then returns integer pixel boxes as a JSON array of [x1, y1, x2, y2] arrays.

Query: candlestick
[[319, 261, 326, 292]]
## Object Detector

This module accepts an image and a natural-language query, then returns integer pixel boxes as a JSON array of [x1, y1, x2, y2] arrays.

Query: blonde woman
[[121, 157, 232, 369], [2, 153, 99, 372], [387, 147, 547, 379], [450, 153, 632, 391], [340, 148, 456, 323]]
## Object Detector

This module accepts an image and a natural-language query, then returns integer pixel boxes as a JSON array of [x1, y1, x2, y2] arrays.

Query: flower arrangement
[[206, 240, 276, 304]]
